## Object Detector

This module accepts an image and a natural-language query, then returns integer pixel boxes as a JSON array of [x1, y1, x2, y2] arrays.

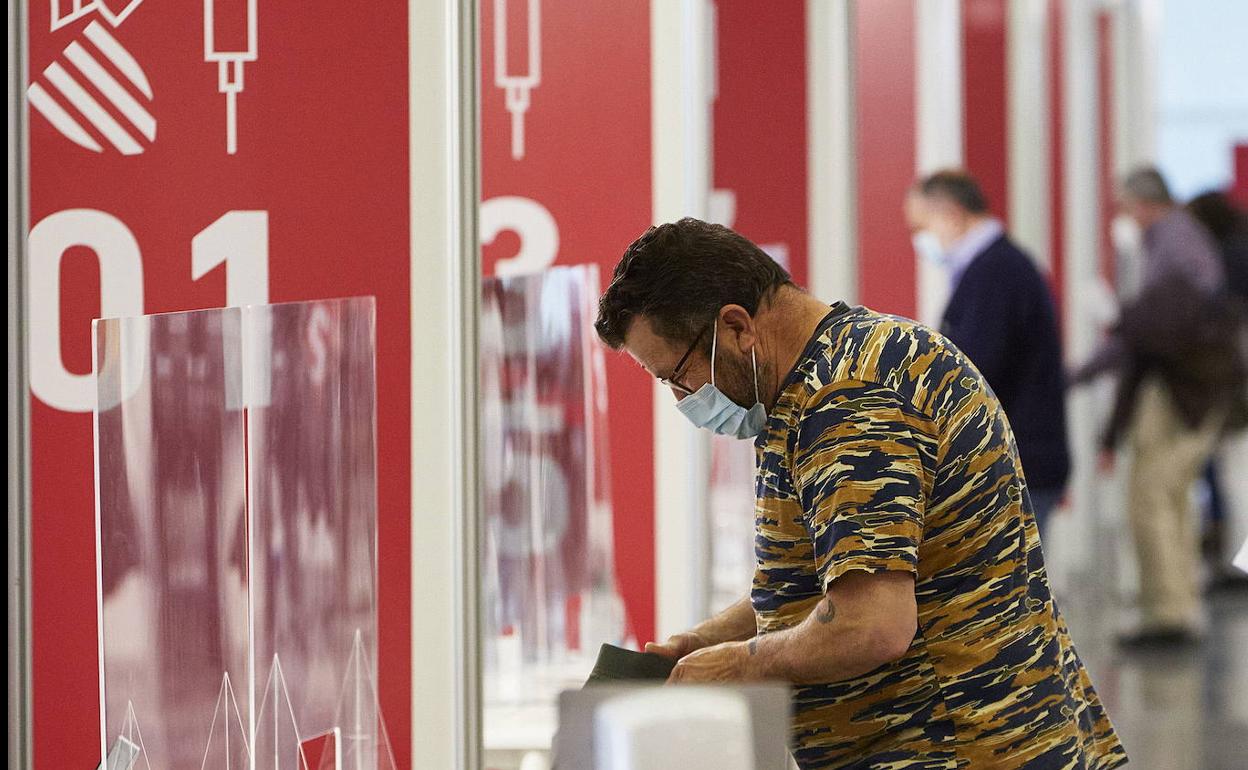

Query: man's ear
[[718, 304, 757, 354]]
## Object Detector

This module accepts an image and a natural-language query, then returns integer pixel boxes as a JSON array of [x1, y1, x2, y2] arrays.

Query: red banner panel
[[480, 0, 655, 644], [26, 2, 411, 766], [712, 0, 808, 289], [963, 0, 1009, 223], [1098, 10, 1116, 284], [1049, 0, 1066, 307], [1233, 143, 1248, 207], [855, 0, 917, 317]]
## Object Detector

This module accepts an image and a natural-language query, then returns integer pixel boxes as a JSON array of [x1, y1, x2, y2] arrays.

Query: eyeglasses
[[658, 322, 712, 396]]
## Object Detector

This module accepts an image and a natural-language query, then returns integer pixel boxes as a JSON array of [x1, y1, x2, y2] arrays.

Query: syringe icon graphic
[[495, 0, 540, 160], [204, 0, 258, 154]]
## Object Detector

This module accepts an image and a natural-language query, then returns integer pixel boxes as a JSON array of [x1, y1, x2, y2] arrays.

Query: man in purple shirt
[[1127, 170, 1225, 295], [1072, 166, 1245, 649]]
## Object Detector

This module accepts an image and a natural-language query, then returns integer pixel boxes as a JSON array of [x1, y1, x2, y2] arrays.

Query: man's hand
[[644, 595, 758, 663], [644, 631, 710, 660], [667, 640, 752, 683]]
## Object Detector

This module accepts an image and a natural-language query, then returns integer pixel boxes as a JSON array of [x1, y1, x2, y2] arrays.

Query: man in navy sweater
[[907, 170, 1071, 537]]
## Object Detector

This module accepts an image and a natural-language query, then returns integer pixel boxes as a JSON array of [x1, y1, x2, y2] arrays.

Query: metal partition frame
[[8, 0, 33, 766], [456, 2, 483, 766]]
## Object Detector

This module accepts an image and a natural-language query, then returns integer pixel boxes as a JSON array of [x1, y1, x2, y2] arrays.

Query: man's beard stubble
[[716, 348, 771, 409]]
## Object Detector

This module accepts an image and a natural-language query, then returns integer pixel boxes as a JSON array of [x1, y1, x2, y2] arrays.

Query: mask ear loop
[[710, 322, 718, 388], [751, 346, 760, 404]]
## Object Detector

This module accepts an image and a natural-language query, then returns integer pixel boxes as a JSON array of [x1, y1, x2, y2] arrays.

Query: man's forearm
[[745, 589, 913, 685], [690, 595, 757, 645], [666, 573, 917, 685], [1068, 335, 1125, 387]]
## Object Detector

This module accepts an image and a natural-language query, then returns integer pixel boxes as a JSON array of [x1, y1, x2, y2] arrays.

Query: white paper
[[1234, 536, 1248, 574]]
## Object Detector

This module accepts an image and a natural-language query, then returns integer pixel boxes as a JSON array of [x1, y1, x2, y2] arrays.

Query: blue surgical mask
[[675, 324, 767, 439], [912, 230, 947, 267]]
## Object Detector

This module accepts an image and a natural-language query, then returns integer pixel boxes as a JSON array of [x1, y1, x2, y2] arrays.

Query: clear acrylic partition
[[481, 265, 625, 714], [94, 307, 251, 770], [246, 297, 395, 770]]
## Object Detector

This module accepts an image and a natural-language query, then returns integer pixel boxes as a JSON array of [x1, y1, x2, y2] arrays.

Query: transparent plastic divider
[[481, 265, 625, 718], [245, 297, 395, 770], [93, 308, 251, 770]]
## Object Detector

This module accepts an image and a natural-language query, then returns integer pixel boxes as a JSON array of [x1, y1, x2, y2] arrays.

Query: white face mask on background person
[[912, 230, 947, 267], [675, 323, 767, 439], [1111, 214, 1143, 257]]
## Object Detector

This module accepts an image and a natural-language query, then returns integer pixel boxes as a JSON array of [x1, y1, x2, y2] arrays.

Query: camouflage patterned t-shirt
[[752, 304, 1126, 770]]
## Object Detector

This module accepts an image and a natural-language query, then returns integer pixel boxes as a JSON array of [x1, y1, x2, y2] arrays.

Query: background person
[[906, 170, 1070, 539], [1070, 167, 1247, 648], [1188, 190, 1248, 303], [1187, 190, 1248, 588]]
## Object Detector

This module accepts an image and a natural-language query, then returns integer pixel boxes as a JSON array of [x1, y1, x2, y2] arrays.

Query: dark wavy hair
[[594, 218, 792, 351], [1187, 190, 1246, 243], [919, 169, 990, 214]]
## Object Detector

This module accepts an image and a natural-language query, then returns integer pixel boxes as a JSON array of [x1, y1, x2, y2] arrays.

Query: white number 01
[[27, 209, 269, 413]]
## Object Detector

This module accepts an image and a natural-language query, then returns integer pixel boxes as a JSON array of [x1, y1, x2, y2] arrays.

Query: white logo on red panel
[[29, 0, 260, 156], [494, 0, 540, 160], [29, 7, 155, 155], [49, 0, 145, 31]]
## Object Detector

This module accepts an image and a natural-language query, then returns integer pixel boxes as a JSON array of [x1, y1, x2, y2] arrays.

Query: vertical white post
[[914, 0, 964, 327], [807, 0, 858, 305], [1007, 0, 1052, 268], [408, 0, 479, 767], [1113, 0, 1160, 173], [1061, 0, 1102, 577], [651, 0, 714, 640]]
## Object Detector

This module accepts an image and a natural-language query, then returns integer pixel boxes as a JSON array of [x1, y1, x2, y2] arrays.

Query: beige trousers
[[1127, 380, 1224, 630]]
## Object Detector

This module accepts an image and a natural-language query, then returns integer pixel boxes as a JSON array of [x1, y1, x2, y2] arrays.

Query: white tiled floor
[[1061, 586, 1248, 769]]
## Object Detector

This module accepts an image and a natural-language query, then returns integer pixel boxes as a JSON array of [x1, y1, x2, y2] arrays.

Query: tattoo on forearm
[[815, 596, 837, 625], [748, 637, 759, 656]]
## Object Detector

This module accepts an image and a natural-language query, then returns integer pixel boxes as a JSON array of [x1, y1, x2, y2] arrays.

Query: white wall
[[1156, 0, 1248, 198]]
